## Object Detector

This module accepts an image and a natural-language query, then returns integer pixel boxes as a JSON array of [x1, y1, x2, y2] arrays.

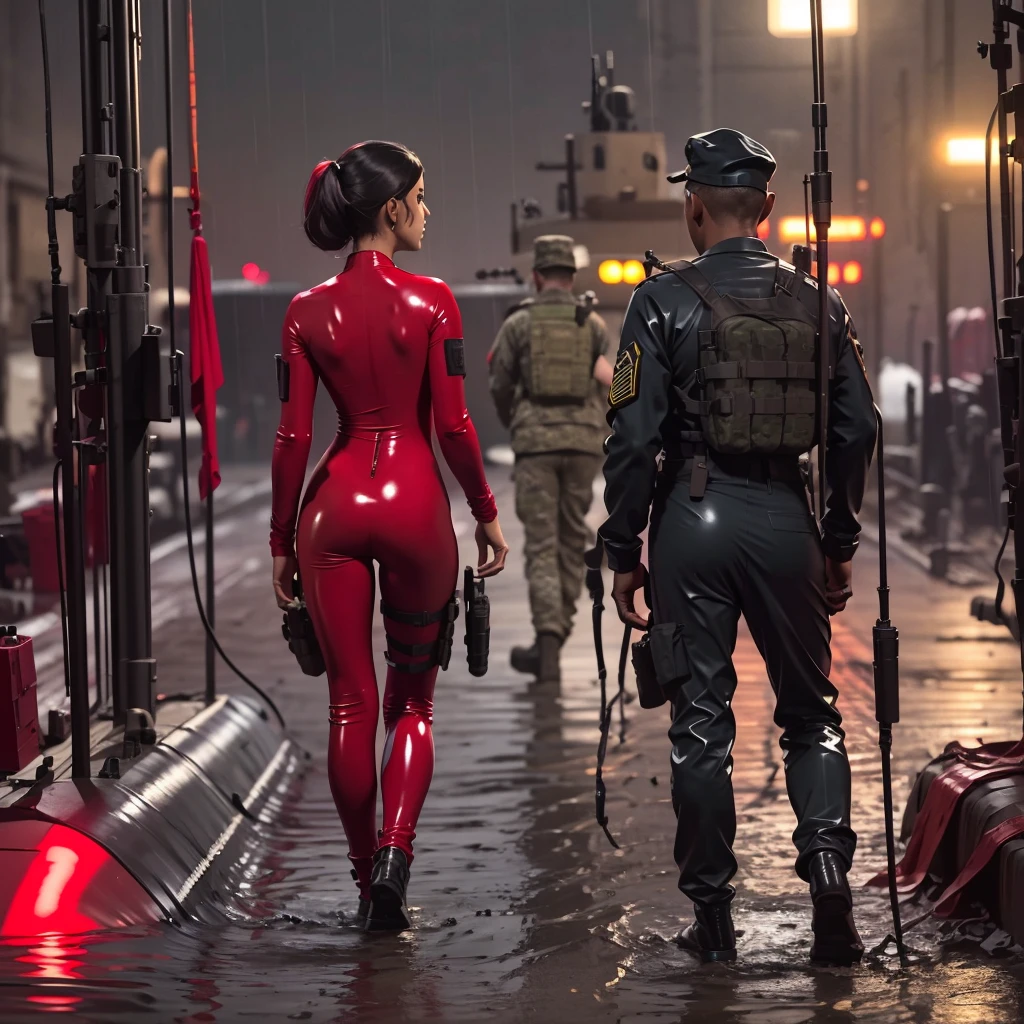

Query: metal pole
[[937, 203, 952, 388], [92, 548, 101, 705], [873, 235, 884, 383], [994, 1, 1014, 300], [697, 0, 713, 129], [943, 0, 955, 121], [921, 339, 934, 485], [53, 283, 91, 776], [205, 491, 215, 703], [809, 0, 831, 524], [109, 0, 156, 723]]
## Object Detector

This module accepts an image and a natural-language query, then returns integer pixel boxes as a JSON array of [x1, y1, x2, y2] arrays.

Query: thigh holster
[[631, 622, 692, 708], [381, 596, 459, 674]]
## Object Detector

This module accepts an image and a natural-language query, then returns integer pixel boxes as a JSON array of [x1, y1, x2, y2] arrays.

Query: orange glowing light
[[869, 217, 886, 239], [622, 260, 646, 285], [827, 262, 841, 286], [842, 261, 863, 284], [598, 260, 624, 285], [779, 216, 867, 244], [768, 0, 858, 37]]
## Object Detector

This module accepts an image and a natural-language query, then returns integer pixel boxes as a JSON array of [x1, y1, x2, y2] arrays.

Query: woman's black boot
[[675, 901, 737, 963], [366, 846, 411, 932]]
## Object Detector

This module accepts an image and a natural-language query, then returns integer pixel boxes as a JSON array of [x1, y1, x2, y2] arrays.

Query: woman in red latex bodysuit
[[270, 141, 509, 932]]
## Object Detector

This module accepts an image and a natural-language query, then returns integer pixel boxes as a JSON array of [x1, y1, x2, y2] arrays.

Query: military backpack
[[662, 259, 823, 497]]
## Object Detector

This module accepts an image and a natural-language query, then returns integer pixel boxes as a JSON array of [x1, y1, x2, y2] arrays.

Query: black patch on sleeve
[[275, 354, 290, 402], [444, 337, 466, 377], [609, 342, 642, 409]]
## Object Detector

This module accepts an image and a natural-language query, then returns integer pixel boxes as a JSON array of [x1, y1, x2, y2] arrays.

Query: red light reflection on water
[[25, 994, 81, 1012], [1, 825, 106, 939]]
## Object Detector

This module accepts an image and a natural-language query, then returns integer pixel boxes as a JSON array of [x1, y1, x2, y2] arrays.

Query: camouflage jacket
[[488, 289, 612, 456]]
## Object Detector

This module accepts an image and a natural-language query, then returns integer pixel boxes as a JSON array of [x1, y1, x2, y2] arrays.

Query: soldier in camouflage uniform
[[489, 235, 614, 682]]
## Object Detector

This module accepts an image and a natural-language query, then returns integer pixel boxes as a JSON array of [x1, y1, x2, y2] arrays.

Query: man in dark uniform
[[599, 129, 876, 965]]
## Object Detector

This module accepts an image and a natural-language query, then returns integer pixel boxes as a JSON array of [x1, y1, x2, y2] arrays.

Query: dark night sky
[[17, 1, 997, 330]]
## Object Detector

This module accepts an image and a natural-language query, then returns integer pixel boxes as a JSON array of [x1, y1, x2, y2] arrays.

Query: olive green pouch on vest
[[528, 304, 593, 404]]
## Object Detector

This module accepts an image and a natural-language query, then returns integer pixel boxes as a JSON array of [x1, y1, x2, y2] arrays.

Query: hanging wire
[[52, 461, 70, 696], [174, 351, 285, 729], [504, 0, 518, 200], [645, 0, 656, 131]]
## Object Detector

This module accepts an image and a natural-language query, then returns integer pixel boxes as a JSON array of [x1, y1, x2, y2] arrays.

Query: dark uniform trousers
[[650, 453, 857, 907]]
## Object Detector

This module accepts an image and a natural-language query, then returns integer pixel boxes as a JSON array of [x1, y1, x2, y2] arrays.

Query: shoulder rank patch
[[444, 337, 466, 377], [609, 342, 642, 409], [852, 337, 869, 378]]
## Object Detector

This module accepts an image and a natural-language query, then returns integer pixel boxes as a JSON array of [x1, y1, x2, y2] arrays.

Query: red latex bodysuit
[[270, 249, 497, 898]]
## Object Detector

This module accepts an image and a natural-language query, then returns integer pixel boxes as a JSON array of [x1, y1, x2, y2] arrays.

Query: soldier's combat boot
[[675, 901, 737, 963], [808, 851, 864, 966], [366, 846, 411, 932], [510, 640, 541, 676], [511, 634, 563, 680], [537, 632, 562, 683]]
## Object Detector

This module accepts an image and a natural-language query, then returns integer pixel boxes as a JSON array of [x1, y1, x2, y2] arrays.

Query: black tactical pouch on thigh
[[464, 567, 490, 677], [631, 622, 691, 708], [281, 572, 326, 677]]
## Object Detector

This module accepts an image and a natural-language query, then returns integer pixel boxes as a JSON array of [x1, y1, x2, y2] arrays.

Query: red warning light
[[869, 217, 886, 240], [241, 262, 261, 282], [842, 261, 863, 285]]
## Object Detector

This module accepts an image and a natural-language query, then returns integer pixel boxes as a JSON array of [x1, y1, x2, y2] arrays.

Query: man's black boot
[[366, 846, 411, 932], [808, 851, 864, 966], [675, 902, 737, 963]]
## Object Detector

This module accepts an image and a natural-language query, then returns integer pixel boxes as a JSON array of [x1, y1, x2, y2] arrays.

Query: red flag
[[189, 233, 222, 499], [187, 0, 222, 499]]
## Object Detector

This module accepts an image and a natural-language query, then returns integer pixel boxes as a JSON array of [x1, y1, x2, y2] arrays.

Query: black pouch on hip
[[281, 571, 326, 677], [631, 622, 691, 709]]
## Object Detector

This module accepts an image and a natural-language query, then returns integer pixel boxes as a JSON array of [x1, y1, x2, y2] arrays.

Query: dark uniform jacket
[[600, 236, 877, 574]]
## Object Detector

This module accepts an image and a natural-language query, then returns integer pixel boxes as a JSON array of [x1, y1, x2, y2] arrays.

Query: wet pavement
[[2, 466, 1024, 1021]]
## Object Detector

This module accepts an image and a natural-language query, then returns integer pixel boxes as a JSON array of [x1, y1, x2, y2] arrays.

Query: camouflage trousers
[[514, 451, 602, 642]]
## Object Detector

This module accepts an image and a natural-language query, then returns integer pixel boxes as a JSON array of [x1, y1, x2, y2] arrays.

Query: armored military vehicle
[[454, 52, 696, 454]]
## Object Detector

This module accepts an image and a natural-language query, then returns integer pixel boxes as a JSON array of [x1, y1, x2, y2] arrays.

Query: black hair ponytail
[[303, 141, 423, 252]]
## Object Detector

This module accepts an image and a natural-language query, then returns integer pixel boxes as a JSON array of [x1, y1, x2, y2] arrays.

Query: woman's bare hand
[[475, 519, 509, 578], [273, 553, 298, 609]]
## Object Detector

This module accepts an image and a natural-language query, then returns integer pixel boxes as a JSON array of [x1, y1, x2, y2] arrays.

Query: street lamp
[[767, 0, 858, 37], [942, 136, 997, 168]]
